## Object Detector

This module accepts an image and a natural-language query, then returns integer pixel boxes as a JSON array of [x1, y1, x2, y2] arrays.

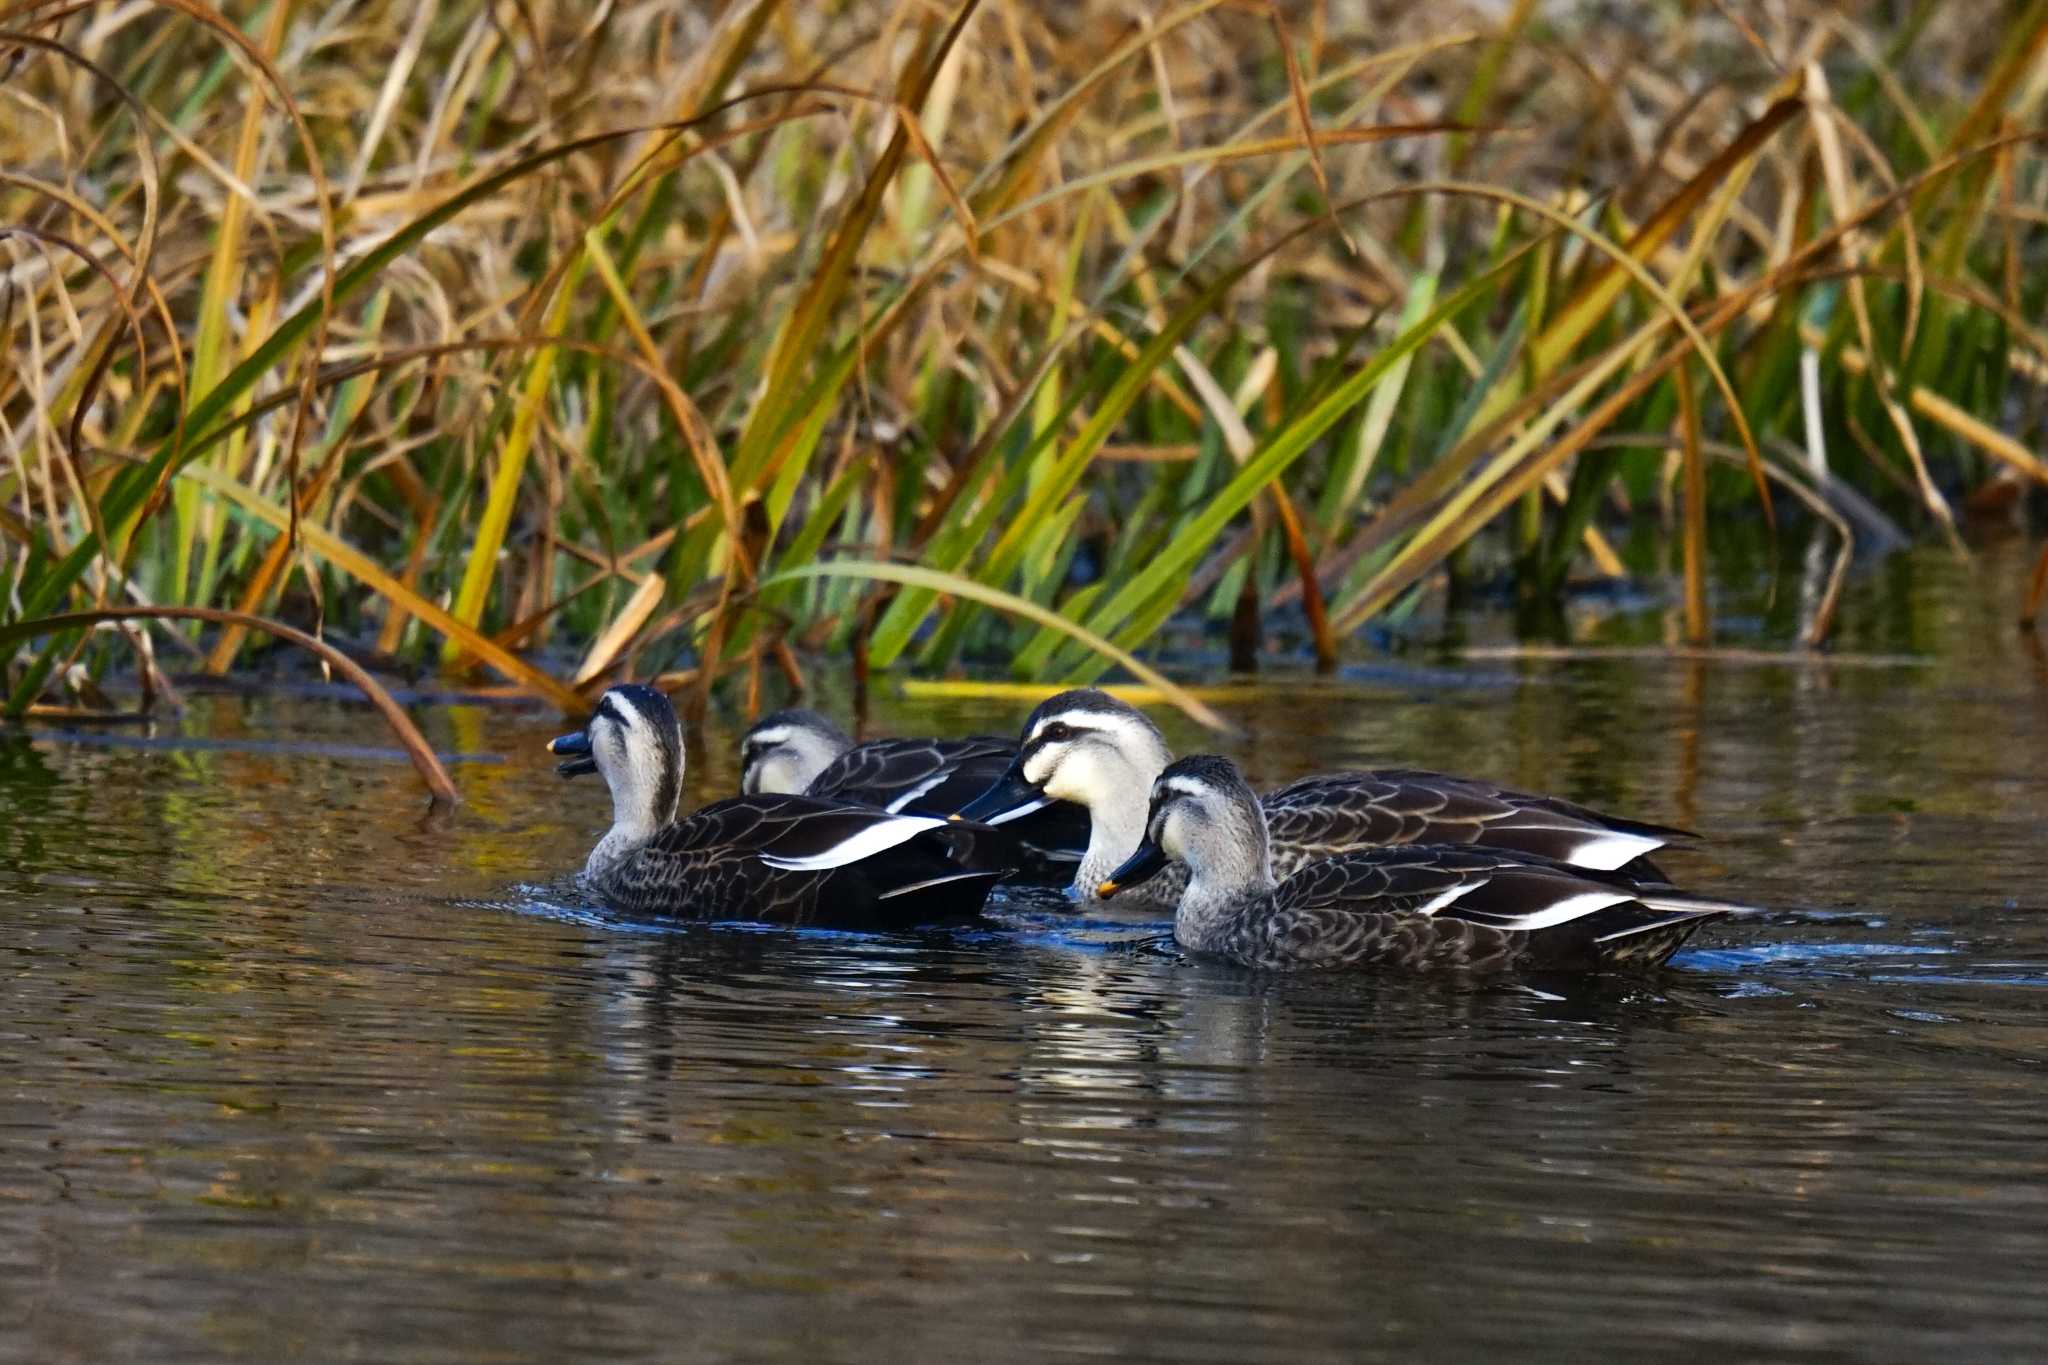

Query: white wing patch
[[1413, 882, 1481, 917], [1553, 827, 1666, 871], [883, 772, 949, 814], [876, 869, 999, 899], [983, 795, 1051, 826], [758, 814, 948, 871], [1471, 889, 1635, 932]]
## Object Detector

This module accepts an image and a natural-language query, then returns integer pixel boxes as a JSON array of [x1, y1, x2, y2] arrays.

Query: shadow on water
[[3, 544, 2048, 1362]]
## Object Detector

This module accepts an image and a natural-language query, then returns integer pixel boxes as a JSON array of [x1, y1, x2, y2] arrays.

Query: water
[[3, 544, 2046, 1362]]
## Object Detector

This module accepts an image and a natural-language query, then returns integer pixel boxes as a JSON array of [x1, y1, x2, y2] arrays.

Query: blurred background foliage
[[3, 0, 2047, 719]]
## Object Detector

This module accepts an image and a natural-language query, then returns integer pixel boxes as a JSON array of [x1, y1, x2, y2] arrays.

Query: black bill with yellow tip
[[954, 758, 1051, 826], [548, 729, 598, 777], [1097, 838, 1170, 899]]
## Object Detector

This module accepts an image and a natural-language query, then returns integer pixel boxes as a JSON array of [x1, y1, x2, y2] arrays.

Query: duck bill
[[549, 729, 598, 778], [1097, 839, 1169, 899], [953, 761, 1050, 826]]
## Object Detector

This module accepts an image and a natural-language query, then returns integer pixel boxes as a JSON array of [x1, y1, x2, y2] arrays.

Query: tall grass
[[4, 0, 2046, 722]]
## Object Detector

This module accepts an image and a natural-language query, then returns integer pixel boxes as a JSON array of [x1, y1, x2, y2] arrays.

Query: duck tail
[[1586, 890, 1764, 955], [1635, 889, 1769, 920], [925, 819, 1024, 879], [875, 868, 1006, 900]]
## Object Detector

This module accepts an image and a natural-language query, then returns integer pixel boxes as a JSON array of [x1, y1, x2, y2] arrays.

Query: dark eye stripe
[[1149, 786, 1190, 821], [1031, 720, 1096, 746], [1020, 725, 1095, 782]]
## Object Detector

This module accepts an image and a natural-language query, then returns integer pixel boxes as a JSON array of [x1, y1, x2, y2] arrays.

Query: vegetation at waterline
[[5, 0, 2048, 727]]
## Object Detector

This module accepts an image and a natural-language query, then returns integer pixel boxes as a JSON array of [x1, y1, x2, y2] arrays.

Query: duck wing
[[1237, 849, 1523, 971], [805, 736, 1016, 812], [1261, 769, 1693, 876], [807, 736, 1090, 883]]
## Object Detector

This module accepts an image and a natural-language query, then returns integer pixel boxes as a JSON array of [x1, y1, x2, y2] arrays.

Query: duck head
[[551, 684, 684, 868], [957, 689, 1173, 815], [1100, 754, 1271, 902], [738, 708, 852, 795], [956, 689, 1175, 896]]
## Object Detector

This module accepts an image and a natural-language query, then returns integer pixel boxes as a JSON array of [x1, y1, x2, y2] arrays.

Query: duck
[[953, 689, 1694, 911], [550, 683, 1016, 926], [1099, 755, 1758, 973], [737, 707, 1090, 886]]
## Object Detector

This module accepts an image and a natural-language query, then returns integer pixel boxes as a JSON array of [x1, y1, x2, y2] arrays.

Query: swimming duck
[[954, 689, 1693, 910], [738, 707, 1089, 885], [1100, 755, 1756, 973], [551, 684, 1015, 926]]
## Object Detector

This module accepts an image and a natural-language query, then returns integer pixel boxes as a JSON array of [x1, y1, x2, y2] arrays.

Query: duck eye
[[1042, 721, 1072, 743]]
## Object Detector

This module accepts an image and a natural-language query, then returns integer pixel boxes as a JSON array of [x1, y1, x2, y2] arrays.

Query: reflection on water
[[3, 544, 2047, 1362]]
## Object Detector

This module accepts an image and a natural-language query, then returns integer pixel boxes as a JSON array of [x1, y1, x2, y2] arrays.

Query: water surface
[[3, 546, 2046, 1362]]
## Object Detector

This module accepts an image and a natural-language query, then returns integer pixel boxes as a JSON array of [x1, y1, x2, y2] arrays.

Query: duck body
[[590, 792, 1012, 927], [1083, 770, 1692, 914], [1172, 844, 1733, 974], [955, 690, 1692, 911], [1100, 755, 1757, 975], [740, 709, 1088, 886], [556, 686, 1016, 928]]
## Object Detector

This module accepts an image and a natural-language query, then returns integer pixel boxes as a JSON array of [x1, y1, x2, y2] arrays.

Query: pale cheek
[[1037, 756, 1090, 804], [757, 755, 798, 795]]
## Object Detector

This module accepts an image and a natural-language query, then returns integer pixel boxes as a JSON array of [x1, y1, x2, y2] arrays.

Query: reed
[[3, 0, 2045, 723]]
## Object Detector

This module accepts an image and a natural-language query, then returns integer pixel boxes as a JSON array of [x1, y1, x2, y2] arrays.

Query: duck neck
[[1174, 815, 1275, 952], [587, 739, 681, 883], [1072, 748, 1172, 901], [586, 806, 659, 882]]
